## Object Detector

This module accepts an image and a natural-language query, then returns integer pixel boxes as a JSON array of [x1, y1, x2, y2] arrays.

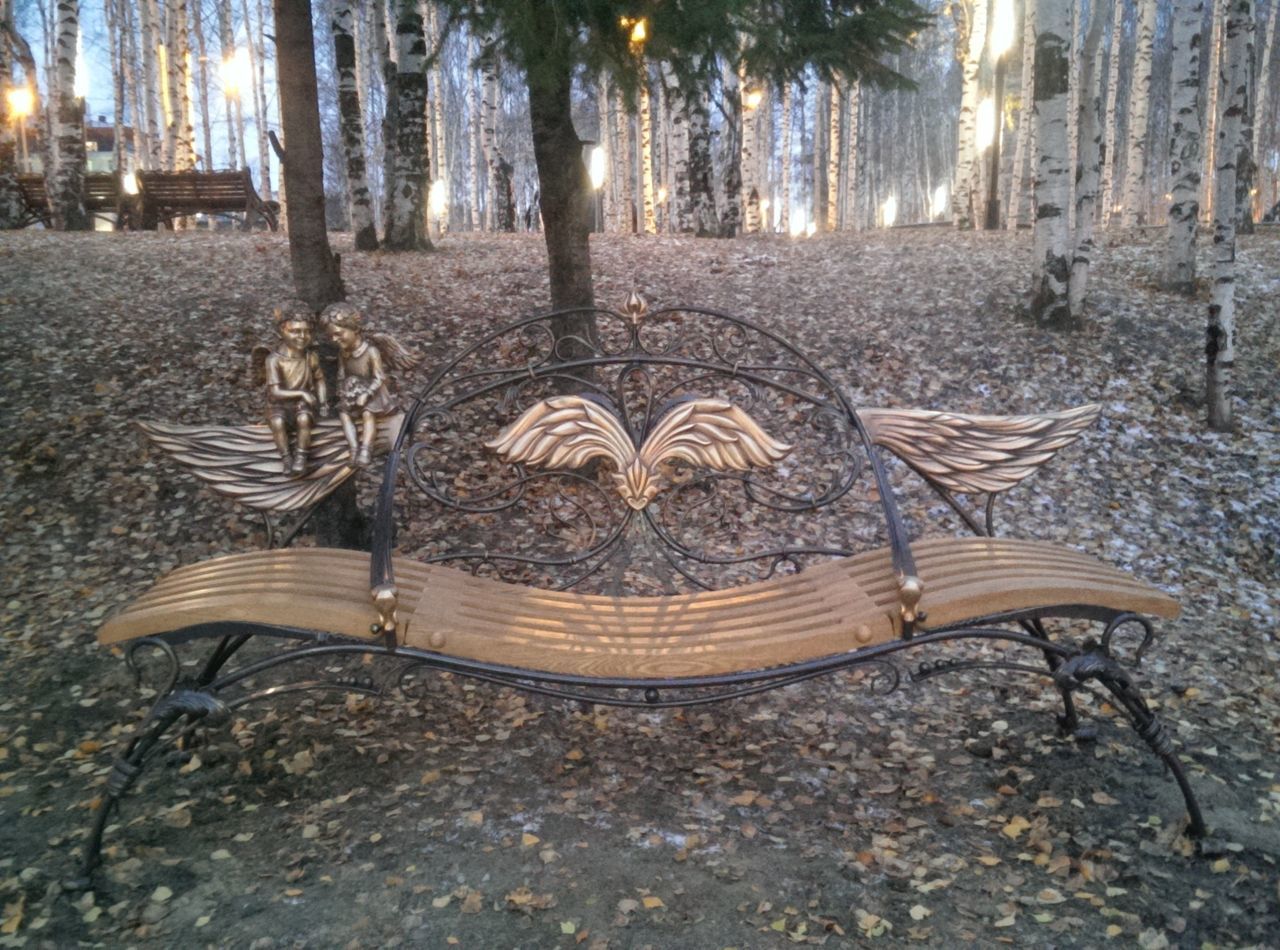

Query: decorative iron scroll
[[394, 302, 875, 593], [857, 404, 1101, 495], [485, 396, 792, 510]]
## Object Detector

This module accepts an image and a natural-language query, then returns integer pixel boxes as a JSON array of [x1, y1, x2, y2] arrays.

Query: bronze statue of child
[[321, 302, 420, 466], [258, 300, 327, 475]]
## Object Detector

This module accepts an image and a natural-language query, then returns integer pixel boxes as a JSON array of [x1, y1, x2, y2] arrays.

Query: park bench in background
[[14, 172, 127, 229], [73, 296, 1206, 885], [137, 168, 278, 231]]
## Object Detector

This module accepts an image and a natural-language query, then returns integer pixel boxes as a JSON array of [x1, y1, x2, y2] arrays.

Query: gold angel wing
[[857, 404, 1101, 495], [640, 399, 794, 472], [367, 331, 422, 373], [137, 414, 402, 512], [484, 396, 636, 472]]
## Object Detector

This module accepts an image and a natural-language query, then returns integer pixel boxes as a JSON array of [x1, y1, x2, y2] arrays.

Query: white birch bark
[[171, 0, 196, 170], [384, 0, 430, 249], [659, 62, 692, 233], [215, 0, 242, 170], [778, 81, 792, 232], [481, 49, 499, 230], [1253, 0, 1277, 217], [1207, 0, 1251, 431], [640, 68, 657, 234], [719, 58, 741, 236], [1069, 0, 1109, 316], [1007, 0, 1036, 229], [107, 0, 124, 171], [1202, 0, 1225, 223], [333, 0, 377, 248], [465, 32, 480, 229], [844, 80, 862, 230], [953, 0, 989, 228], [429, 5, 445, 226], [1232, 8, 1255, 231], [612, 85, 630, 232], [1120, 0, 1157, 226], [242, 0, 271, 198], [121, 0, 150, 170], [51, 0, 88, 229], [1164, 0, 1204, 292], [1099, 0, 1127, 225], [827, 80, 840, 231], [1067, 0, 1082, 232], [149, 0, 173, 168], [1030, 0, 1072, 327], [190, 0, 213, 169], [686, 74, 716, 236], [657, 71, 673, 231], [596, 76, 611, 232]]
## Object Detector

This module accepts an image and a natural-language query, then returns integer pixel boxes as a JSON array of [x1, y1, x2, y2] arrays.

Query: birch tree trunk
[[1068, 0, 1109, 316], [122, 0, 150, 169], [332, 0, 377, 249], [611, 85, 631, 232], [719, 59, 742, 237], [191, 0, 213, 168], [826, 81, 840, 231], [1253, 1, 1277, 217], [1207, 0, 1251, 431], [482, 51, 500, 230], [1029, 0, 1073, 328], [107, 0, 125, 172], [465, 32, 480, 228], [243, 0, 271, 197], [778, 80, 792, 233], [1164, 0, 1204, 293], [429, 7, 445, 227], [216, 0, 242, 170], [1233, 10, 1256, 233], [142, 0, 168, 168], [1007, 0, 1036, 229], [171, 0, 196, 170], [659, 62, 692, 233], [383, 0, 430, 250], [639, 69, 657, 234], [51, 0, 88, 230], [1120, 0, 1157, 226], [844, 80, 862, 230], [1067, 0, 1082, 232], [953, 0, 988, 228], [686, 77, 716, 236], [1202, 0, 1225, 223], [1099, 0, 1126, 225]]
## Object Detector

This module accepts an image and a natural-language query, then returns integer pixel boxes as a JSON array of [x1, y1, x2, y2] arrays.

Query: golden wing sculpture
[[486, 396, 792, 510], [857, 404, 1101, 495], [138, 414, 403, 513]]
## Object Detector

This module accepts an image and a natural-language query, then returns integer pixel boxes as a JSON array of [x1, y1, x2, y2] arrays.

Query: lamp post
[[984, 0, 1015, 230], [7, 87, 34, 172]]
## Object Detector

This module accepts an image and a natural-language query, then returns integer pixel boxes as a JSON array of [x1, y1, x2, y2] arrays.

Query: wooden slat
[[98, 539, 1178, 679]]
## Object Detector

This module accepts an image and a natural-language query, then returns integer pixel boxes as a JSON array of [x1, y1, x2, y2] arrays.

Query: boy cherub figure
[[321, 302, 420, 466], [258, 300, 327, 475]]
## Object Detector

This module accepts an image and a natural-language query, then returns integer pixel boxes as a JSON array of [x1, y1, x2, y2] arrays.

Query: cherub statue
[[254, 300, 327, 475], [321, 302, 421, 466]]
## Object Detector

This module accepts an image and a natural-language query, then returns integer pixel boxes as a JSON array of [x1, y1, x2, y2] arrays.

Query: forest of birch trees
[[0, 0, 1276, 429]]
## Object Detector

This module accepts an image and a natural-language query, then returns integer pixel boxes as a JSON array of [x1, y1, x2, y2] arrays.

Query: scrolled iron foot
[[70, 688, 232, 889], [1053, 648, 1207, 839]]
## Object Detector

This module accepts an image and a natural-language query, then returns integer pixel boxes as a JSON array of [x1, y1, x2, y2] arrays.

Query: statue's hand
[[318, 404, 331, 419], [301, 392, 317, 407]]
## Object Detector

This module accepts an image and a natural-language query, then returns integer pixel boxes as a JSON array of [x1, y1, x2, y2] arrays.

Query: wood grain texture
[[98, 539, 1178, 678]]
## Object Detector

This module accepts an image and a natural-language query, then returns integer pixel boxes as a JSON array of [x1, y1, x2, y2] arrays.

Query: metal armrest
[[369, 447, 402, 643]]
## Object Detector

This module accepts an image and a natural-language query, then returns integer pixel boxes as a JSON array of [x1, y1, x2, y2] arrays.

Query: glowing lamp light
[[931, 183, 949, 219], [74, 33, 89, 98], [6, 86, 35, 119], [975, 97, 995, 151], [804, 221, 816, 237], [990, 0, 1016, 59], [122, 172, 139, 195], [428, 178, 447, 217], [882, 195, 898, 228], [620, 16, 647, 46], [657, 186, 668, 203], [744, 88, 764, 111], [221, 47, 251, 96], [589, 146, 607, 190], [789, 208, 806, 238]]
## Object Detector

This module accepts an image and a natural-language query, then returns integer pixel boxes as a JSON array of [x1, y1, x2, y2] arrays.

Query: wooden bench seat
[[99, 539, 1177, 679], [14, 172, 124, 228], [137, 169, 277, 230]]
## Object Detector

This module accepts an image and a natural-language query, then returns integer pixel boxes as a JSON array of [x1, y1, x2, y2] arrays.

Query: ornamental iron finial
[[622, 290, 648, 325]]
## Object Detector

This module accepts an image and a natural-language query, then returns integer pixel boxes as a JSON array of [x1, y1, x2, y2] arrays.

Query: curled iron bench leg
[[67, 689, 230, 891]]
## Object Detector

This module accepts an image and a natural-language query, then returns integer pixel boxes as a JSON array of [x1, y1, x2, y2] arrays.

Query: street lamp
[[931, 183, 949, 220], [984, 0, 1015, 230], [221, 47, 251, 96], [882, 195, 898, 228], [6, 86, 34, 172]]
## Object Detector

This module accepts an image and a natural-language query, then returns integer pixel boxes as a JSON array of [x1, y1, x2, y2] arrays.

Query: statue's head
[[321, 302, 363, 332], [272, 298, 314, 329]]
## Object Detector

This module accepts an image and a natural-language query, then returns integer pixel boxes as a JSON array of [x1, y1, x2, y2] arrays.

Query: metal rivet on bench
[[643, 688, 659, 704]]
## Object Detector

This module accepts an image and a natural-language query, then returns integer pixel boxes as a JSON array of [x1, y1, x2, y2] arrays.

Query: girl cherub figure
[[321, 303, 420, 466], [256, 300, 327, 475]]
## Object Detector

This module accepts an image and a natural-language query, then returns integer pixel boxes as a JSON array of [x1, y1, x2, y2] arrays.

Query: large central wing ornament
[[485, 396, 793, 510]]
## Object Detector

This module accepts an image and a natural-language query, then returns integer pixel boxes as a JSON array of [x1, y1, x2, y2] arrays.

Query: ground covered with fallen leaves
[[1, 226, 1277, 948]]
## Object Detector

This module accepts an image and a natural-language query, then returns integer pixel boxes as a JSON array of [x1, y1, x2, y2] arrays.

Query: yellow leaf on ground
[[1002, 816, 1031, 840], [521, 833, 540, 847], [642, 896, 665, 909], [1, 895, 25, 935]]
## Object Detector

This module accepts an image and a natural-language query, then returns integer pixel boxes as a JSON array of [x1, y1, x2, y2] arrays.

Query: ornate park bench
[[76, 297, 1205, 885], [137, 168, 278, 231]]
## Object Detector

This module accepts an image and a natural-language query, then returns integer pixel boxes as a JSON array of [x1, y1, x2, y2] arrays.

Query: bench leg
[[1052, 649, 1207, 838], [67, 689, 230, 890]]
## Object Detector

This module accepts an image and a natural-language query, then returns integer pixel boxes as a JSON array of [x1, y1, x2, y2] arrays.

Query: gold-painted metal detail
[[137, 413, 403, 513], [858, 404, 1102, 495], [622, 290, 648, 325], [896, 572, 924, 626], [371, 582, 400, 639], [253, 301, 327, 476], [486, 396, 792, 510]]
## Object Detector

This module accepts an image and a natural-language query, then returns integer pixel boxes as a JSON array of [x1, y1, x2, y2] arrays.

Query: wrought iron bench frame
[[74, 298, 1206, 887]]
